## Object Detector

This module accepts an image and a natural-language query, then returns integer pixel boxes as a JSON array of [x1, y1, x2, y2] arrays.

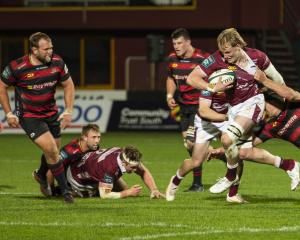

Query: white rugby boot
[[226, 193, 248, 203], [287, 162, 300, 191], [166, 176, 179, 201], [209, 176, 239, 194]]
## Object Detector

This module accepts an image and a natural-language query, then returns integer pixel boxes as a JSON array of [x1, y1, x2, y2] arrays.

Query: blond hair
[[217, 28, 247, 50]]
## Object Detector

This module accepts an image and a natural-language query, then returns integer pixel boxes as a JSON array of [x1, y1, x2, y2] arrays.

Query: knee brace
[[225, 143, 239, 161], [224, 122, 244, 144]]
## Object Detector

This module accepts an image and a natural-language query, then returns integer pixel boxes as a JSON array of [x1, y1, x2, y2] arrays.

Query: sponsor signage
[[107, 101, 180, 131], [0, 90, 120, 133]]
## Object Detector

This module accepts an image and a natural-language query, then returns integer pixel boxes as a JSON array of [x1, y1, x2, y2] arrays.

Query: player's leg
[[180, 108, 204, 192], [166, 141, 210, 201], [239, 146, 300, 190], [20, 117, 73, 203]]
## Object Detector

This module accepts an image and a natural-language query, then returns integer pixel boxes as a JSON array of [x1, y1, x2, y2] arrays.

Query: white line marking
[[118, 226, 300, 240], [0, 221, 191, 229]]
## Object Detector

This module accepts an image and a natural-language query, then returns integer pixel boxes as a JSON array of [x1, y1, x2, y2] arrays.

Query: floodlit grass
[[0, 132, 300, 240]]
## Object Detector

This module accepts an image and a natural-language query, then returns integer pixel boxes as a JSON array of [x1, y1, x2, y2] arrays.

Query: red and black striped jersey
[[257, 108, 300, 148], [0, 54, 70, 118], [60, 139, 99, 167], [167, 48, 209, 105]]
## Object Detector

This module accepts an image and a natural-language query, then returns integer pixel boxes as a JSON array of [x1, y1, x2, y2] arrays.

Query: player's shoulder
[[194, 48, 210, 58], [52, 53, 65, 63], [244, 47, 267, 58], [9, 55, 29, 70]]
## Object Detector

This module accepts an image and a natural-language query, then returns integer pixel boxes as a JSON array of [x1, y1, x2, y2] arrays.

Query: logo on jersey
[[60, 150, 68, 160], [272, 121, 278, 127], [201, 55, 215, 69], [228, 66, 237, 71], [2, 66, 11, 79], [201, 90, 211, 97], [172, 63, 178, 68], [26, 73, 35, 79], [103, 173, 113, 184], [30, 132, 36, 138]]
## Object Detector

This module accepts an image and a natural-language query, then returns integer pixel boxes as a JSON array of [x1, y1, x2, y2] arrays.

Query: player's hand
[[212, 77, 233, 92], [150, 189, 165, 199], [128, 184, 142, 197], [167, 98, 178, 109], [254, 69, 267, 83], [6, 112, 19, 128], [58, 110, 72, 130]]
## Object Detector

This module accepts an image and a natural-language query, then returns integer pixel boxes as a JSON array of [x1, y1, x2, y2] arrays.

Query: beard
[[36, 54, 52, 65]]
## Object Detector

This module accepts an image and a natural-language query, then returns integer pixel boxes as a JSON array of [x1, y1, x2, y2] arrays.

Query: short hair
[[81, 124, 100, 136], [171, 28, 191, 40], [217, 28, 247, 50], [29, 32, 51, 49], [121, 146, 142, 163]]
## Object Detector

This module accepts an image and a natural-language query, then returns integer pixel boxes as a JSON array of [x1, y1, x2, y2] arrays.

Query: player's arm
[[0, 122, 4, 132], [264, 63, 285, 85], [0, 79, 19, 128], [98, 182, 142, 199], [166, 77, 178, 109], [255, 69, 300, 102], [199, 97, 227, 122], [187, 66, 210, 90], [59, 77, 75, 129], [135, 163, 165, 199]]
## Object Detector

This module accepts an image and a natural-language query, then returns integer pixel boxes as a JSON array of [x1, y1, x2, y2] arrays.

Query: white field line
[[0, 221, 191, 229], [118, 226, 300, 240]]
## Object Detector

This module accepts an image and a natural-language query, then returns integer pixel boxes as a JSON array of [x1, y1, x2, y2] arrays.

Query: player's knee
[[222, 122, 244, 149], [238, 148, 251, 160], [43, 146, 60, 164], [225, 143, 239, 161]]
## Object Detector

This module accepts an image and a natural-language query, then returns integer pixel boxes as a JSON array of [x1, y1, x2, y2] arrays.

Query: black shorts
[[179, 104, 198, 132], [19, 114, 61, 141]]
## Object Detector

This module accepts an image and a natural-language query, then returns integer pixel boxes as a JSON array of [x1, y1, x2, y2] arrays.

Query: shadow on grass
[[205, 194, 300, 204], [0, 185, 16, 190]]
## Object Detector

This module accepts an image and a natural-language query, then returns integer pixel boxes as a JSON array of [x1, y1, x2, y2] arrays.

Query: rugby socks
[[192, 165, 203, 186], [37, 154, 48, 178], [225, 162, 238, 181], [280, 158, 295, 171], [47, 160, 69, 194], [172, 170, 184, 186], [229, 161, 243, 197], [188, 147, 203, 186]]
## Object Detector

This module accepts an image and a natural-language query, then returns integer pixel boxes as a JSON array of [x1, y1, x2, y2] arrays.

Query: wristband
[[166, 93, 173, 101]]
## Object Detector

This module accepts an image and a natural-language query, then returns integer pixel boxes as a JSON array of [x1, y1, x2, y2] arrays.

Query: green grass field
[[0, 132, 300, 240]]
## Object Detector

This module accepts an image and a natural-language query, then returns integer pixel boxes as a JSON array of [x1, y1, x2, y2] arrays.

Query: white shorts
[[228, 94, 265, 124], [194, 114, 229, 144]]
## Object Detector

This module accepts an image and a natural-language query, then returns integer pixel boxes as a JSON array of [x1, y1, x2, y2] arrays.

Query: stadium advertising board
[[0, 90, 126, 133], [107, 101, 180, 131]]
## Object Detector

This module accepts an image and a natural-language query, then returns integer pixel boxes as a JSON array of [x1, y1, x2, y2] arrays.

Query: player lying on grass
[[33, 124, 101, 197], [50, 146, 165, 199]]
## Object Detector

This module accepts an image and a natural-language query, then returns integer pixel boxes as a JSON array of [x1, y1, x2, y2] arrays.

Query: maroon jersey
[[69, 148, 124, 192], [257, 108, 300, 148], [167, 48, 209, 105], [200, 89, 228, 114], [200, 47, 270, 106], [0, 54, 70, 118]]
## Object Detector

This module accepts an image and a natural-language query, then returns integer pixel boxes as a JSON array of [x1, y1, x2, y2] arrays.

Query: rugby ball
[[208, 69, 235, 85]]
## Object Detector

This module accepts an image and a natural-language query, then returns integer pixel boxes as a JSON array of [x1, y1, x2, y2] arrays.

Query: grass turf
[[0, 132, 300, 240]]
